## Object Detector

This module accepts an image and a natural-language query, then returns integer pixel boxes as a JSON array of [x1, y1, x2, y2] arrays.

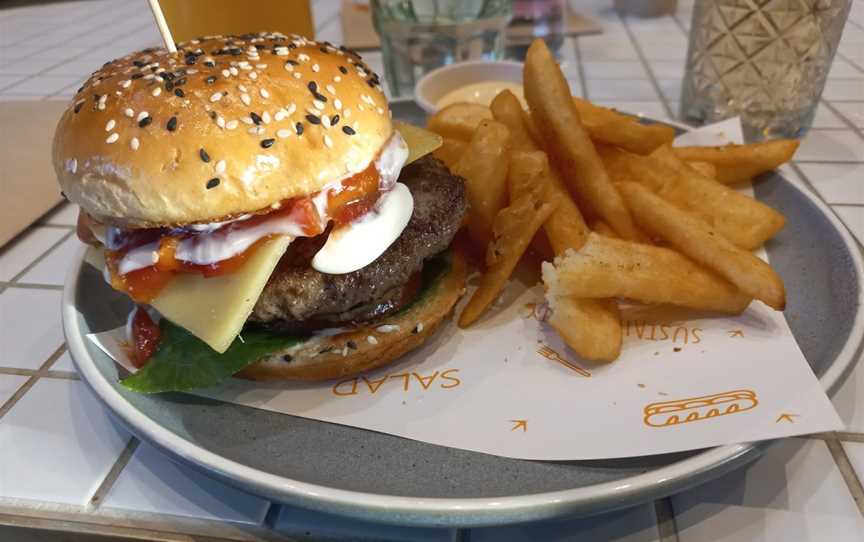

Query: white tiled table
[[1, 1, 863, 540]]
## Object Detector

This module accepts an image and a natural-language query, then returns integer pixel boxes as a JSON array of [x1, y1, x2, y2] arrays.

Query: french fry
[[547, 296, 622, 362], [603, 145, 786, 250], [452, 120, 511, 248], [650, 145, 786, 250], [672, 139, 800, 185], [427, 102, 493, 140], [619, 182, 786, 310], [459, 170, 557, 327], [491, 91, 538, 152], [524, 39, 643, 241], [543, 232, 752, 314], [590, 220, 618, 238], [432, 137, 467, 168], [572, 97, 675, 154], [687, 161, 717, 179]]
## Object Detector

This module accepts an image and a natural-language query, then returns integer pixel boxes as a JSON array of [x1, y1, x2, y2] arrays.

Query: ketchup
[[130, 307, 160, 368], [100, 165, 384, 304]]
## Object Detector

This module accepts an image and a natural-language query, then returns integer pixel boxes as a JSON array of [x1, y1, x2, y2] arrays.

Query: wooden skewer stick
[[147, 0, 177, 53]]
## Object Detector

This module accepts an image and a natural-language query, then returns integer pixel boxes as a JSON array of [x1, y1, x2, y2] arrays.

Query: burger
[[53, 33, 468, 392]]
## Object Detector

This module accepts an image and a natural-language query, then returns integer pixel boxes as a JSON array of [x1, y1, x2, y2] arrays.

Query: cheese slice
[[395, 121, 442, 164], [151, 236, 291, 353], [85, 127, 437, 353]]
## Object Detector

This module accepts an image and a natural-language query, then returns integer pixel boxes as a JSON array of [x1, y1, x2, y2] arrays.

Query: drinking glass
[[680, 0, 852, 140], [371, 0, 512, 97]]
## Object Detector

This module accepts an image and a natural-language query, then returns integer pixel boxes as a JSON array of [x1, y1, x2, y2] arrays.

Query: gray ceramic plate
[[64, 102, 864, 528]]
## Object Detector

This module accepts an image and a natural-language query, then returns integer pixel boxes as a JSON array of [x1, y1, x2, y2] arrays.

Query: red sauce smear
[[130, 307, 160, 368], [96, 164, 383, 304]]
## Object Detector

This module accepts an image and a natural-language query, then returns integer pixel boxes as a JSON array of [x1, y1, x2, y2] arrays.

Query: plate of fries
[[60, 39, 864, 526]]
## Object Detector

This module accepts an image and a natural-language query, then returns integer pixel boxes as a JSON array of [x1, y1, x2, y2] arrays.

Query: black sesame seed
[[295, 122, 304, 135], [138, 116, 152, 128], [307, 81, 317, 93], [73, 102, 83, 113], [203, 60, 216, 68], [206, 178, 220, 189], [412, 325, 420, 334], [250, 112, 263, 125], [339, 66, 348, 74], [305, 114, 320, 124], [260, 138, 275, 148], [286, 59, 298, 66], [206, 75, 217, 84], [174, 88, 185, 97], [330, 114, 339, 125], [320, 47, 329, 54], [133, 60, 145, 68], [199, 148, 210, 162], [346, 340, 357, 350], [76, 85, 85, 94], [150, 65, 159, 72], [174, 77, 187, 86], [342, 125, 355, 135], [254, 43, 266, 50], [131, 73, 144, 79], [162, 71, 175, 81], [166, 116, 177, 131], [208, 111, 217, 120], [165, 80, 174, 91], [288, 43, 297, 49], [281, 354, 293, 363], [185, 56, 198, 66], [319, 346, 333, 354]]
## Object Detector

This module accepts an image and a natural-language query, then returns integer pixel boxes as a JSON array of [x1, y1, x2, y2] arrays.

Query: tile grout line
[[824, 438, 864, 516], [654, 497, 680, 542], [619, 14, 675, 119], [0, 344, 64, 420], [836, 52, 864, 74], [5, 283, 66, 291], [88, 436, 140, 508], [821, 99, 864, 140], [6, 229, 74, 285]]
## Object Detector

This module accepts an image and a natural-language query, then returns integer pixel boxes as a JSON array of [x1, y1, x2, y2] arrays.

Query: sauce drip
[[130, 308, 160, 368]]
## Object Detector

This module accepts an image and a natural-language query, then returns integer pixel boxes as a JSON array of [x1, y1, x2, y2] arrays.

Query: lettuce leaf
[[121, 320, 304, 393]]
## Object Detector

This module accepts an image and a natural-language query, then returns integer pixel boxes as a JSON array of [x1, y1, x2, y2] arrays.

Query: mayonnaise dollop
[[113, 131, 411, 275]]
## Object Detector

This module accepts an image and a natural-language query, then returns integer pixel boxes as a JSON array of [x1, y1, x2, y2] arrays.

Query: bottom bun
[[236, 248, 468, 381]]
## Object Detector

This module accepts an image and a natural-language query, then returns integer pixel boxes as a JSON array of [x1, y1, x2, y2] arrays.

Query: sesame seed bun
[[52, 33, 391, 228], [236, 247, 468, 381]]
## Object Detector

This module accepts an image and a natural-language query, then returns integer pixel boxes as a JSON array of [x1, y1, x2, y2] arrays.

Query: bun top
[[53, 33, 391, 228]]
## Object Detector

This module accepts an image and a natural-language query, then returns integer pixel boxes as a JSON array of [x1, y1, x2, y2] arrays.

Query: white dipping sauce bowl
[[414, 60, 524, 114]]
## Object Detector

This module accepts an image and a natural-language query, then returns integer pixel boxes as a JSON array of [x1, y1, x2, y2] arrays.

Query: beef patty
[[249, 156, 467, 328]]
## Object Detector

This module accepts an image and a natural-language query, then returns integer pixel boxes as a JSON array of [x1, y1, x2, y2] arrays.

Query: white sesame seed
[[286, 103, 297, 115], [312, 63, 320, 73], [361, 94, 373, 104], [313, 99, 325, 110], [137, 111, 149, 121], [210, 92, 222, 102], [240, 93, 251, 106], [124, 108, 134, 118], [120, 79, 131, 88], [333, 75, 342, 83], [298, 53, 310, 62], [67, 158, 77, 174], [262, 111, 271, 124], [186, 68, 198, 74], [322, 115, 331, 128], [230, 66, 239, 76], [222, 69, 231, 77], [277, 128, 291, 138], [325, 84, 336, 96], [105, 119, 115, 131], [274, 110, 286, 121], [256, 63, 267, 69], [238, 84, 248, 92], [376, 324, 399, 333], [105, 132, 119, 144], [416, 322, 424, 333], [323, 134, 333, 148], [215, 160, 226, 174], [247, 126, 259, 134], [151, 86, 162, 96], [377, 107, 384, 115], [216, 115, 225, 128], [249, 71, 258, 80], [343, 108, 351, 118], [293, 72, 301, 79], [260, 88, 269, 98], [284, 63, 294, 72], [143, 73, 155, 80], [130, 137, 139, 150], [334, 98, 342, 110], [241, 116, 253, 124], [358, 104, 365, 112], [366, 335, 378, 345]]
